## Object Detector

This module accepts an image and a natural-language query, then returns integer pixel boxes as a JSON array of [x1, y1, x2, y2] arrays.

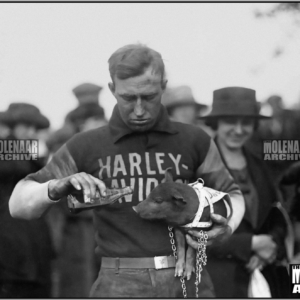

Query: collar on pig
[[180, 179, 227, 229]]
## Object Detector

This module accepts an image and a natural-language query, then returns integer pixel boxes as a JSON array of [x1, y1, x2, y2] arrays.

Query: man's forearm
[[9, 179, 58, 220]]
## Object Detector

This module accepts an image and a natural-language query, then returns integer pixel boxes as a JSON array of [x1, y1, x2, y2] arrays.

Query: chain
[[168, 226, 187, 298], [195, 230, 208, 298], [168, 227, 208, 298]]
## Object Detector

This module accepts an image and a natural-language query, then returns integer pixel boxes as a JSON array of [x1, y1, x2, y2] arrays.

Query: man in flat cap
[[72, 83, 103, 106], [10, 44, 245, 298], [47, 83, 107, 154], [46, 84, 107, 297]]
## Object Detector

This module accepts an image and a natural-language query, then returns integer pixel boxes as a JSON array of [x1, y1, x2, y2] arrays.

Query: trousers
[[89, 266, 215, 298]]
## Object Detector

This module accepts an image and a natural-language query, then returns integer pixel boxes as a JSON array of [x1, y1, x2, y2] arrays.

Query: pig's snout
[[132, 202, 148, 217]]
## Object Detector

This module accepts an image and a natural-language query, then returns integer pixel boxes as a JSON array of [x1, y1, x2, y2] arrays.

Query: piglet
[[133, 168, 231, 280]]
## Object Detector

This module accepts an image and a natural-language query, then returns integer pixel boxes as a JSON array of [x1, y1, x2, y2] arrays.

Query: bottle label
[[67, 186, 133, 213]]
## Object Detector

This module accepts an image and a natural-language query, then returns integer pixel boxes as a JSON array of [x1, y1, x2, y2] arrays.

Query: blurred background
[[0, 3, 299, 130]]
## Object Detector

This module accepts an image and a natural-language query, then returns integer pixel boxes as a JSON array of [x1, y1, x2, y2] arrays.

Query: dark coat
[[0, 149, 54, 297], [206, 145, 289, 298]]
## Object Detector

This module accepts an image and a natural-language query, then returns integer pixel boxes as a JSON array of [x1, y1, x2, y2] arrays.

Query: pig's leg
[[184, 245, 195, 280], [174, 228, 185, 277]]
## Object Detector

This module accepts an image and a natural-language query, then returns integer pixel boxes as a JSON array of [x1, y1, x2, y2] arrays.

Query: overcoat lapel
[[244, 149, 276, 230], [214, 138, 276, 230]]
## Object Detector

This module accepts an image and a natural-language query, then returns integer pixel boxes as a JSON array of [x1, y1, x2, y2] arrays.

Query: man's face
[[109, 67, 166, 132]]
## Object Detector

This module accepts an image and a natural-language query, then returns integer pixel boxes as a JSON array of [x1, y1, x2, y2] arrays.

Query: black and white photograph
[[0, 2, 300, 298]]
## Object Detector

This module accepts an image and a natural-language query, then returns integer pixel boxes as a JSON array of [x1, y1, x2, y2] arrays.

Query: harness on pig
[[169, 178, 230, 298], [182, 178, 230, 229]]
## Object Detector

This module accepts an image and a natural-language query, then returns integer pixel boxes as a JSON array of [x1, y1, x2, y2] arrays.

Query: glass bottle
[[67, 186, 133, 214]]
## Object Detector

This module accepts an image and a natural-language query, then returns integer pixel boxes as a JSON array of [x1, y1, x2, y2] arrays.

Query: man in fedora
[[161, 85, 207, 125], [0, 102, 54, 297], [9, 44, 245, 298]]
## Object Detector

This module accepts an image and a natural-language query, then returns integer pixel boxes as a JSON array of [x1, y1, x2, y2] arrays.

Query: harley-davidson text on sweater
[[26, 105, 240, 258]]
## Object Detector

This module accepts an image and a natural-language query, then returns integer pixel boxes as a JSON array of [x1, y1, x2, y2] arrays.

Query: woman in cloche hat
[[7, 102, 50, 138], [201, 87, 289, 298], [6, 103, 50, 159], [0, 103, 53, 298]]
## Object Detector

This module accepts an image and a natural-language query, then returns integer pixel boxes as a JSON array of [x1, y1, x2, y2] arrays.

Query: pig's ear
[[172, 190, 187, 206], [164, 168, 174, 182]]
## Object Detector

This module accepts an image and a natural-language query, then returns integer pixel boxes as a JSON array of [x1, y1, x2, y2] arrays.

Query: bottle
[[67, 186, 133, 214]]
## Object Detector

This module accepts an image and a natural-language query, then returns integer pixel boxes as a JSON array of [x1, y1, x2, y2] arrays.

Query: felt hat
[[200, 87, 269, 119], [161, 86, 207, 111], [7, 102, 50, 129], [0, 111, 13, 127], [72, 83, 103, 105]]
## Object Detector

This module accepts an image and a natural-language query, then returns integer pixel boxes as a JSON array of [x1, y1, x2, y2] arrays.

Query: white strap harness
[[181, 179, 230, 229]]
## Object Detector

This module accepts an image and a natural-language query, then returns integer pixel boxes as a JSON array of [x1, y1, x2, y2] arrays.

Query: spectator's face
[[0, 123, 10, 139], [217, 117, 255, 150], [13, 123, 37, 139], [109, 67, 166, 132]]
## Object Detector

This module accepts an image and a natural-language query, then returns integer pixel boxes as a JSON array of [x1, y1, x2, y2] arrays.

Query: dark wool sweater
[[27, 104, 240, 258]]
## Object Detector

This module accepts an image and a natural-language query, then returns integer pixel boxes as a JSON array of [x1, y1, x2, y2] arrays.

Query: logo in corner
[[0, 139, 39, 161], [291, 264, 300, 294], [263, 140, 300, 161]]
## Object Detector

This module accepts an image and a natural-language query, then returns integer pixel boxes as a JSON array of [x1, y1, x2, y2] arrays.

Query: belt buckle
[[154, 256, 168, 269]]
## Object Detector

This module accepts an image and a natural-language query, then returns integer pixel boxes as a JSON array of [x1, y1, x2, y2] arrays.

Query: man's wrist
[[48, 180, 61, 202]]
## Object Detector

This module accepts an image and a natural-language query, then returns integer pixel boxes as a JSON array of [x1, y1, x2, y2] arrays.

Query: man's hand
[[251, 234, 277, 264], [185, 213, 232, 249], [48, 172, 107, 202]]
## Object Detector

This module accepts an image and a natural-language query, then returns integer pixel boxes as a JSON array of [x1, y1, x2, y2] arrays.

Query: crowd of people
[[1, 43, 300, 298]]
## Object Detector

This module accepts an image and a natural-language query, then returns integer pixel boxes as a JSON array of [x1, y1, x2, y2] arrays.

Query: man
[[161, 85, 214, 136], [46, 82, 106, 154], [161, 85, 207, 125], [9, 44, 245, 298], [47, 88, 108, 297]]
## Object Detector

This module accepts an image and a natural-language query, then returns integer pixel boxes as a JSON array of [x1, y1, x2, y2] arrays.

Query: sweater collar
[[108, 104, 178, 143]]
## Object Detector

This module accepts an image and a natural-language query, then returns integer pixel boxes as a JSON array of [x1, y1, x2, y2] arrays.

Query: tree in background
[[254, 3, 300, 59]]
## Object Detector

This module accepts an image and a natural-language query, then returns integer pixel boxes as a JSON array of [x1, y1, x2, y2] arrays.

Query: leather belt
[[101, 256, 176, 270]]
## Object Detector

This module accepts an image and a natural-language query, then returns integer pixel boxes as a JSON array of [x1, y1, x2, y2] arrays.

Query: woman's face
[[216, 117, 255, 150]]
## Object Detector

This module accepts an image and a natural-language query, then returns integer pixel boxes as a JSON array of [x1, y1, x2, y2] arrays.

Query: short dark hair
[[108, 44, 165, 82], [205, 117, 259, 131]]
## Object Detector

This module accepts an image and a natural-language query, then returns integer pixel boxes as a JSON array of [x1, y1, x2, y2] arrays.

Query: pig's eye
[[155, 197, 163, 203]]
